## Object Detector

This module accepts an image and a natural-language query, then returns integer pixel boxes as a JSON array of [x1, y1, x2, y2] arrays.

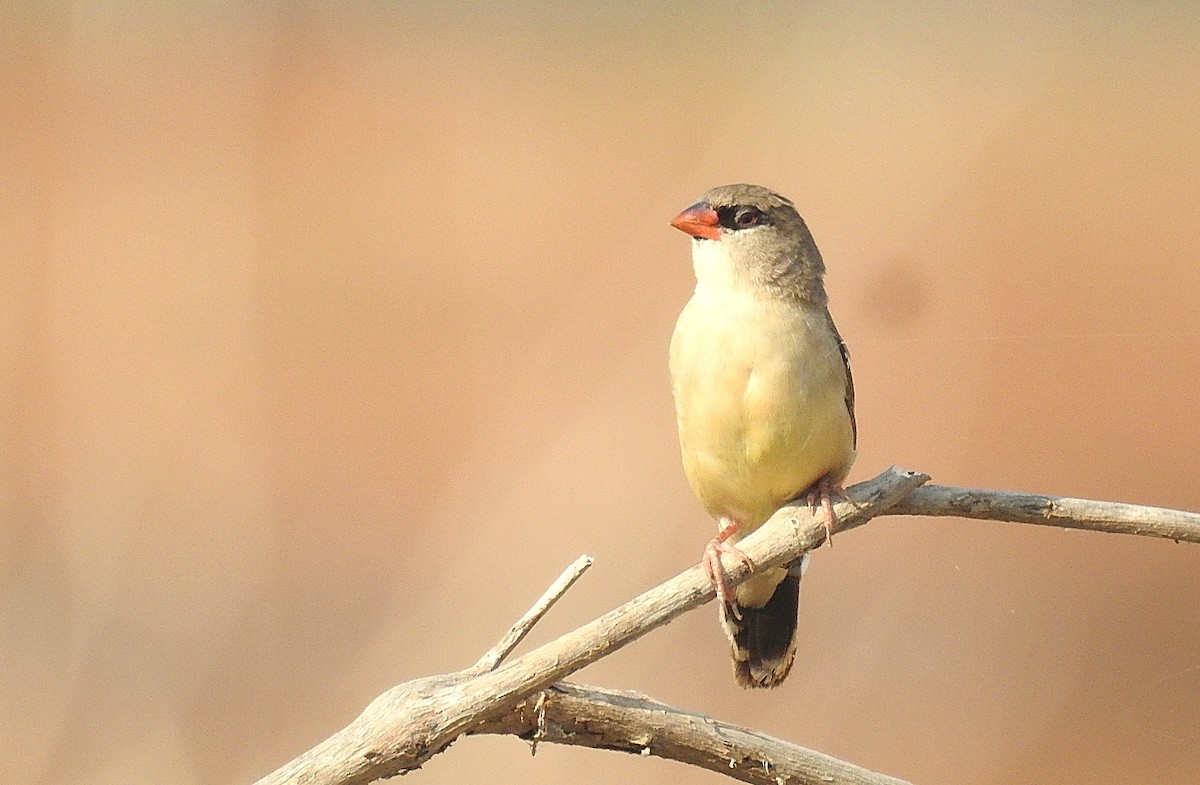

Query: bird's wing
[[826, 310, 856, 449]]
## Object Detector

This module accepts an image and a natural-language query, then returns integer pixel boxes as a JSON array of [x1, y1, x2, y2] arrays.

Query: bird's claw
[[806, 476, 857, 547], [702, 518, 754, 616]]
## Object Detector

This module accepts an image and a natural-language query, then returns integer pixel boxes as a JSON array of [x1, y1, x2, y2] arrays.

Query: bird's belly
[[670, 294, 855, 532]]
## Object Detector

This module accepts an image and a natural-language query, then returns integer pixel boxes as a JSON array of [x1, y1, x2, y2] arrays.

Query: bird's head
[[671, 184, 826, 301]]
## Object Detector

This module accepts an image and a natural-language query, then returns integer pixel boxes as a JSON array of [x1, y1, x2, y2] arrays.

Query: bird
[[668, 184, 856, 688]]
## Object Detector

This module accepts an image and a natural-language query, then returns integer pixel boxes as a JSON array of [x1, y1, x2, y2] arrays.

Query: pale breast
[[670, 290, 855, 529]]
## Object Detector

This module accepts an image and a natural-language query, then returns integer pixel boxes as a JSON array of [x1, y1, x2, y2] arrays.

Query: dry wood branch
[[477, 682, 914, 785], [253, 467, 1200, 785], [254, 467, 928, 785], [472, 554, 594, 672], [889, 485, 1200, 543]]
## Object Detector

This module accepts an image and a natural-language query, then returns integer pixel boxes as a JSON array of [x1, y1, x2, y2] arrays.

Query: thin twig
[[477, 681, 914, 785], [473, 554, 595, 672], [889, 485, 1200, 543]]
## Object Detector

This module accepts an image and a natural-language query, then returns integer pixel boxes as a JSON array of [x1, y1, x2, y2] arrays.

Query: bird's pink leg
[[806, 476, 859, 547], [702, 517, 755, 619]]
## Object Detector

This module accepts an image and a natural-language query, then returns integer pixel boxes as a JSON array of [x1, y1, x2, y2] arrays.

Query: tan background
[[3, 3, 1199, 784]]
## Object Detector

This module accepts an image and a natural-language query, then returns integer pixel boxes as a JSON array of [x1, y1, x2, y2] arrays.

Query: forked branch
[[253, 467, 1199, 785]]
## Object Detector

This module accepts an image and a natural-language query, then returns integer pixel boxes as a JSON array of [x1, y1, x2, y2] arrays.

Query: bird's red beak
[[670, 201, 720, 241]]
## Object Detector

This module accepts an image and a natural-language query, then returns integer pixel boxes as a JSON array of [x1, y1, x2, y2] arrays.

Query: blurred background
[[3, 3, 1199, 783]]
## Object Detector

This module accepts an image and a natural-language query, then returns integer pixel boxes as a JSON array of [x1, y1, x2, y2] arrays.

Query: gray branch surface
[[252, 467, 1198, 785], [476, 682, 915, 785], [890, 485, 1200, 543]]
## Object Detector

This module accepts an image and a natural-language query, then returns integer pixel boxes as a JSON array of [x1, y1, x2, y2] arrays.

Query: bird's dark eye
[[734, 208, 760, 227], [718, 206, 767, 231]]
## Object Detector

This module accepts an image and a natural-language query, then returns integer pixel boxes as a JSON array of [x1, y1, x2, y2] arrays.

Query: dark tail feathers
[[726, 571, 801, 688]]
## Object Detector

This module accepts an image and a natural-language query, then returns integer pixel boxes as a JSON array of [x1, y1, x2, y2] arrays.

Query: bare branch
[[252, 467, 1200, 785], [476, 682, 914, 785], [888, 485, 1200, 544], [473, 554, 595, 672], [253, 467, 928, 785]]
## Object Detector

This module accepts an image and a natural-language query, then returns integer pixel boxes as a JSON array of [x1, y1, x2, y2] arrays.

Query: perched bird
[[668, 184, 856, 688]]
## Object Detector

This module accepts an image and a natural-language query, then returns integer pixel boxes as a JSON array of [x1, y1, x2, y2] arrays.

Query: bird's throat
[[690, 239, 752, 297]]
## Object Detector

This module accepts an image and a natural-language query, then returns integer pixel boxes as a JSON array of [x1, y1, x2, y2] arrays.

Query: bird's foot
[[806, 476, 858, 547], [702, 517, 754, 620]]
